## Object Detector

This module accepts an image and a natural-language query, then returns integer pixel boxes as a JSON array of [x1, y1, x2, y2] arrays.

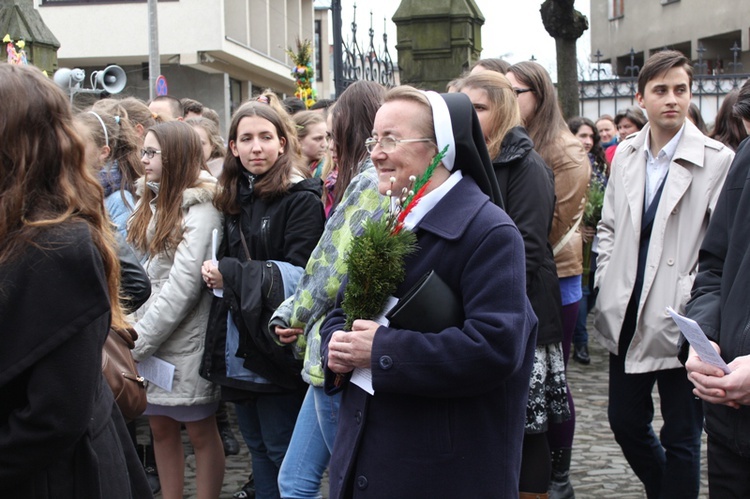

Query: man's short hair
[[148, 95, 183, 121], [282, 96, 306, 115], [310, 98, 335, 111], [637, 50, 693, 96], [181, 97, 204, 117]]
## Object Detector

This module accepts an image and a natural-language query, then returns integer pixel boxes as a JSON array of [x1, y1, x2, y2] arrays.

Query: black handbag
[[386, 270, 464, 332]]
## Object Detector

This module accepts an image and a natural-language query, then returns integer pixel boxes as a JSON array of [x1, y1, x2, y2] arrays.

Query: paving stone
[[148, 314, 708, 498]]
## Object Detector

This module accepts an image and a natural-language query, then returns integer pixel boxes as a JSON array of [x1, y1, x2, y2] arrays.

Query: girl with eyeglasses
[[128, 121, 226, 499], [507, 61, 590, 499]]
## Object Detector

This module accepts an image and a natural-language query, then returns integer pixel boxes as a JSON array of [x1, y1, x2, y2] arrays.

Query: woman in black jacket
[[200, 101, 325, 499], [454, 71, 568, 498], [0, 63, 152, 499]]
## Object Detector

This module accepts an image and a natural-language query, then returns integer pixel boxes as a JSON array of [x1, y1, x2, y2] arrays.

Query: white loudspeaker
[[94, 65, 127, 95], [53, 67, 85, 90]]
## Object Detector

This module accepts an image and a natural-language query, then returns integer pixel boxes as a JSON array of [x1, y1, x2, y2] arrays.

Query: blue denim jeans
[[278, 385, 341, 499], [234, 391, 305, 499], [608, 353, 703, 499]]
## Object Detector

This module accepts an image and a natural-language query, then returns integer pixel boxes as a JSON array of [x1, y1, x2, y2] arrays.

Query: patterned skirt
[[525, 342, 571, 433]]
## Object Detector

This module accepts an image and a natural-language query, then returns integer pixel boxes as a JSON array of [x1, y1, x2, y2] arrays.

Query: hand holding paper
[[667, 307, 730, 374]]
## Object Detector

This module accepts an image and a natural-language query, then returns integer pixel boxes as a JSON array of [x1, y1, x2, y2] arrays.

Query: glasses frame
[[364, 136, 433, 154], [513, 88, 534, 96], [140, 148, 162, 159]]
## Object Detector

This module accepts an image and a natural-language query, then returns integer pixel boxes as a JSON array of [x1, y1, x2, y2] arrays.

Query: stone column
[[392, 0, 484, 92]]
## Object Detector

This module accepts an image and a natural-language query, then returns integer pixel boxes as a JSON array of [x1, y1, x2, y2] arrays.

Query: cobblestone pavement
[[169, 320, 708, 498]]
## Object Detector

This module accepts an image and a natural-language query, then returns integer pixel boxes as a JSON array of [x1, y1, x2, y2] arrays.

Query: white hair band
[[87, 111, 109, 148]]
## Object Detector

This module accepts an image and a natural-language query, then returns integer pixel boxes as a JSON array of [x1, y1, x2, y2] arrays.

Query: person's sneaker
[[573, 343, 591, 365], [144, 466, 161, 495], [232, 476, 256, 499], [219, 422, 240, 456]]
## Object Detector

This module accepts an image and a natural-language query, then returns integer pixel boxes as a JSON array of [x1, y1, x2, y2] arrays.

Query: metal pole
[[331, 0, 344, 97], [148, 0, 160, 101]]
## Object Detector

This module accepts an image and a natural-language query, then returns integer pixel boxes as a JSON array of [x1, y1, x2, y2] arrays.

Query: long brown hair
[[76, 105, 142, 204], [0, 64, 125, 328], [711, 89, 748, 151], [330, 81, 385, 205], [127, 121, 204, 256], [453, 71, 522, 158], [508, 61, 577, 168], [568, 116, 607, 172], [214, 102, 302, 215]]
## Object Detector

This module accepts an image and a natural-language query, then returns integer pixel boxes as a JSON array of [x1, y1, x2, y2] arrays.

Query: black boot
[[549, 448, 574, 499], [218, 420, 240, 456], [138, 443, 161, 495], [217, 401, 240, 456], [572, 343, 590, 365], [232, 471, 256, 499]]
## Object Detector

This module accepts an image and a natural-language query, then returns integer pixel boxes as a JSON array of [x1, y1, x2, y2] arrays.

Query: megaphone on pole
[[53, 67, 85, 91], [93, 65, 127, 95], [52, 65, 127, 101]]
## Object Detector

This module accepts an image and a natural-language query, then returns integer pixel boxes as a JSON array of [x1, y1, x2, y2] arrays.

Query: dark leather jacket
[[494, 126, 563, 345]]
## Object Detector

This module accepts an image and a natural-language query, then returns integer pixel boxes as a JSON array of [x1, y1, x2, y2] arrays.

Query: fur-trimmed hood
[[135, 170, 218, 208]]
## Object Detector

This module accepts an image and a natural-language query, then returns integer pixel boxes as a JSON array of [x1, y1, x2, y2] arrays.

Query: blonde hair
[[186, 116, 226, 160], [453, 71, 522, 158]]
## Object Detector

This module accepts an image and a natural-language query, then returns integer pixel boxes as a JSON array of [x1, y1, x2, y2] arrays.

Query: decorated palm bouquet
[[341, 146, 448, 329]]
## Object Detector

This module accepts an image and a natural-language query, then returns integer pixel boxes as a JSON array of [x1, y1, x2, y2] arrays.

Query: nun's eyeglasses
[[364, 136, 432, 154]]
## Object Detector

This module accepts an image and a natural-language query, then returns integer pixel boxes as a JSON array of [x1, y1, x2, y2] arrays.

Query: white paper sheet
[[137, 356, 176, 391], [211, 228, 223, 298], [667, 306, 731, 374], [349, 296, 399, 396]]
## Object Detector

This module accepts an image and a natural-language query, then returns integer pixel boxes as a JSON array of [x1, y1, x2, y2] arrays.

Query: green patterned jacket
[[269, 162, 387, 386]]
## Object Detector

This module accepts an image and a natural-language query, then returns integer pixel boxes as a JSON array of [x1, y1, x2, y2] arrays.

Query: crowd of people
[[2, 50, 750, 499]]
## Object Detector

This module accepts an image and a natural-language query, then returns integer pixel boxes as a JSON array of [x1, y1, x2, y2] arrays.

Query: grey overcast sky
[[321, 0, 592, 79]]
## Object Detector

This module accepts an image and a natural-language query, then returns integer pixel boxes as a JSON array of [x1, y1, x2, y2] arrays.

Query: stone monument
[[393, 0, 484, 91]]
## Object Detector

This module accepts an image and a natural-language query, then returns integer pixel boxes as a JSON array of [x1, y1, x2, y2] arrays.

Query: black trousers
[[707, 435, 750, 498], [607, 300, 703, 499]]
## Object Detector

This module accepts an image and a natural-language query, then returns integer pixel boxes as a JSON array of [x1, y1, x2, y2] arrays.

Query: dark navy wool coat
[[322, 176, 538, 498]]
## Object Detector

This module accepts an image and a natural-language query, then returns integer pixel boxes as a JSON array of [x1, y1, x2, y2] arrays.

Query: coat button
[[667, 258, 675, 266], [379, 355, 393, 370], [355, 410, 362, 424], [356, 475, 368, 490], [672, 207, 679, 214]]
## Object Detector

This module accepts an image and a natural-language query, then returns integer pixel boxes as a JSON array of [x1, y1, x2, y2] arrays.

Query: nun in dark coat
[[320, 87, 537, 498]]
